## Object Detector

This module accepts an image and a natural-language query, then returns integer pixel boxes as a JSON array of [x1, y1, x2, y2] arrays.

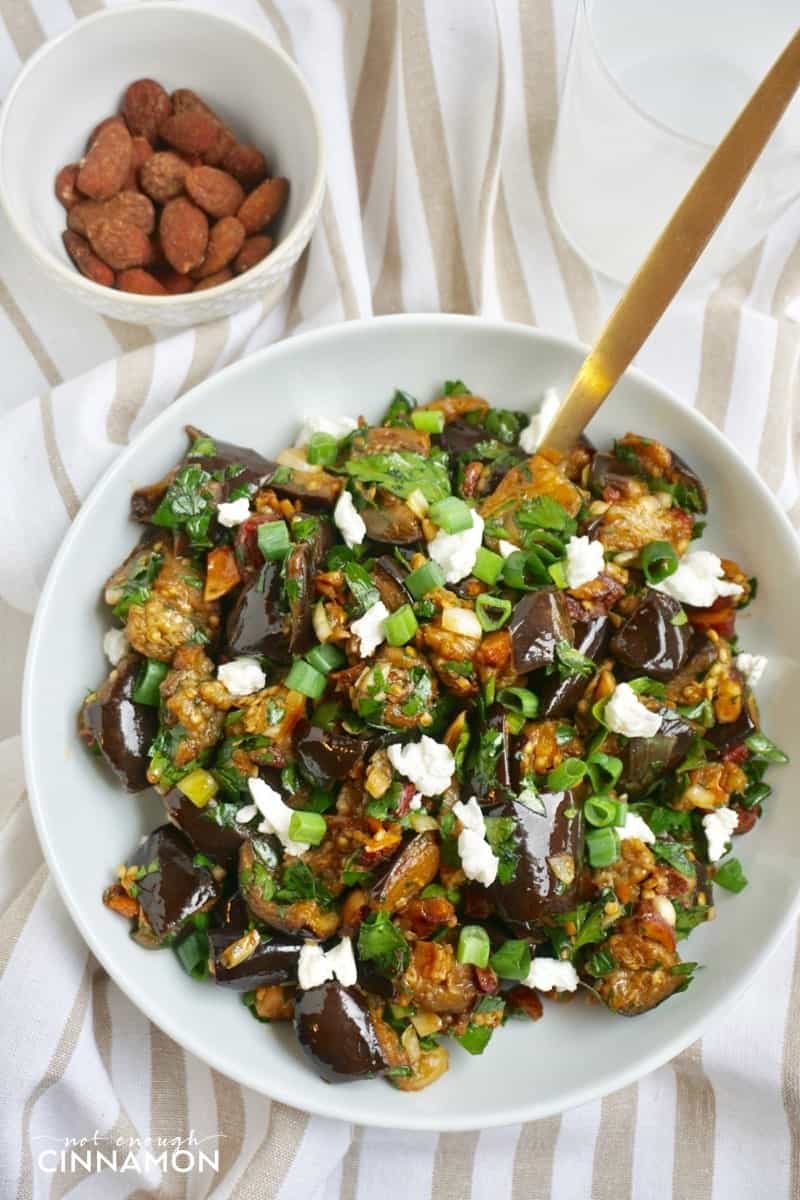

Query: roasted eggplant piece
[[493, 791, 583, 929], [80, 655, 158, 792], [264, 464, 343, 509], [436, 418, 488, 458], [398, 940, 476, 1014], [618, 710, 693, 795], [588, 452, 638, 498], [592, 915, 682, 1016], [295, 981, 388, 1083], [706, 695, 759, 755], [224, 560, 289, 662], [373, 555, 412, 611], [509, 587, 574, 674], [163, 787, 247, 864], [463, 704, 514, 804], [536, 616, 610, 718], [238, 838, 340, 939], [362, 492, 423, 545], [129, 825, 220, 944], [209, 929, 303, 990], [610, 589, 691, 682], [294, 720, 368, 788], [370, 833, 440, 913]]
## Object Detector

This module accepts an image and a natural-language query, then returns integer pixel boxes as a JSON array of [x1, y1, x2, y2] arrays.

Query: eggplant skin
[[536, 616, 610, 719], [610, 589, 691, 682], [493, 791, 583, 929], [618, 710, 693, 795], [706, 698, 758, 755], [293, 720, 368, 788], [163, 787, 245, 864], [129, 825, 219, 942], [224, 563, 289, 663], [295, 981, 388, 1083], [209, 929, 302, 990], [80, 654, 158, 792], [509, 588, 574, 674], [369, 833, 440, 913]]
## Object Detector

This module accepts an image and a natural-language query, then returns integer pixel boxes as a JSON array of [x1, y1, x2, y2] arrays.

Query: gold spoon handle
[[542, 28, 800, 454]]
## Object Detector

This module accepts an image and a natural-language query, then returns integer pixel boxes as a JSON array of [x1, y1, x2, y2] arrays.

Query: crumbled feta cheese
[[518, 387, 561, 454], [498, 539, 520, 559], [216, 496, 251, 528], [702, 806, 739, 863], [248, 777, 310, 855], [103, 627, 129, 666], [617, 811, 656, 844], [605, 683, 662, 739], [409, 794, 423, 811], [324, 936, 358, 987], [295, 413, 358, 447], [297, 937, 358, 991], [654, 550, 743, 608], [388, 736, 455, 797], [565, 535, 605, 589], [735, 652, 767, 688], [297, 943, 333, 990], [523, 957, 579, 993], [428, 510, 484, 584], [218, 657, 266, 696], [452, 797, 499, 887], [334, 490, 366, 549], [351, 600, 389, 657], [234, 804, 258, 824]]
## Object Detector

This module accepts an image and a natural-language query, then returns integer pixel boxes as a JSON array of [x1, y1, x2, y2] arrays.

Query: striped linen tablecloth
[[2, 1, 800, 1197]]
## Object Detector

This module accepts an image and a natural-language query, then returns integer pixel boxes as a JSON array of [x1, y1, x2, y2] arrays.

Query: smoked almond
[[123, 79, 172, 142], [193, 268, 233, 291], [237, 177, 288, 234], [139, 152, 189, 204], [159, 111, 218, 158], [68, 191, 156, 238], [160, 197, 209, 274], [223, 143, 268, 188], [77, 120, 132, 200], [88, 219, 153, 271], [55, 164, 80, 210], [185, 166, 244, 218], [117, 268, 168, 295], [192, 216, 245, 278], [62, 230, 115, 287], [233, 234, 273, 274]]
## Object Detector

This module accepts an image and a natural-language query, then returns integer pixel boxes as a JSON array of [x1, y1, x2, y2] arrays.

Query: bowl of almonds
[[0, 3, 325, 327]]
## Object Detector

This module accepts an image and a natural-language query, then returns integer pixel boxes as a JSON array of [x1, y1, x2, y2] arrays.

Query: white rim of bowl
[[0, 1, 327, 308], [21, 314, 800, 1130]]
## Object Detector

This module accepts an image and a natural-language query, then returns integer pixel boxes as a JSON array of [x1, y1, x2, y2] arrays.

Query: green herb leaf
[[713, 857, 748, 893], [344, 451, 451, 504], [357, 911, 410, 976]]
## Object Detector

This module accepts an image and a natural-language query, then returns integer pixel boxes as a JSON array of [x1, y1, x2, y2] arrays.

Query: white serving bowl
[[22, 316, 800, 1131], [0, 3, 325, 328]]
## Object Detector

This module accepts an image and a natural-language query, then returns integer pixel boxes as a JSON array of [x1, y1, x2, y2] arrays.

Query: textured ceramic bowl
[[23, 316, 800, 1130], [0, 3, 325, 328]]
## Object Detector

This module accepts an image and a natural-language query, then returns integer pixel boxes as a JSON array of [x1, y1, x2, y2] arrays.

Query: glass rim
[[579, 0, 799, 165]]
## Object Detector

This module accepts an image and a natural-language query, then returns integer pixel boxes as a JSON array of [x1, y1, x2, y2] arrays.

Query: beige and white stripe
[[2, 1, 800, 1197]]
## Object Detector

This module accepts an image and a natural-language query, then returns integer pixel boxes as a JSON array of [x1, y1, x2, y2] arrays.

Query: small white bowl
[[22, 315, 800, 1131], [0, 3, 325, 328]]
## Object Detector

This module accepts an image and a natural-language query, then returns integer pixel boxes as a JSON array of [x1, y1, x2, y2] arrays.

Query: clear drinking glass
[[549, 0, 800, 286]]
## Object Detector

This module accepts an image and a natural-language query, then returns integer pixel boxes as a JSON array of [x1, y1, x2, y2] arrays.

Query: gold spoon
[[541, 28, 800, 454]]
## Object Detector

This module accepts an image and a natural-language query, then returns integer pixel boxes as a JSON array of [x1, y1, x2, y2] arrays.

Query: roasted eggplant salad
[[83, 381, 786, 1090]]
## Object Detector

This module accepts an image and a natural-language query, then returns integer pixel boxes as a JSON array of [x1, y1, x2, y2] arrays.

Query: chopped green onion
[[307, 432, 338, 466], [497, 687, 539, 719], [741, 780, 771, 810], [584, 795, 619, 828], [174, 928, 210, 980], [312, 699, 343, 729], [456, 925, 491, 968], [258, 520, 290, 561], [132, 658, 168, 706], [406, 559, 446, 599], [287, 810, 328, 846], [411, 409, 445, 434], [472, 546, 504, 585], [489, 938, 531, 981], [713, 857, 748, 893], [744, 733, 789, 763], [475, 594, 512, 631], [177, 768, 218, 809], [640, 540, 679, 585], [457, 1025, 493, 1055], [285, 659, 327, 699], [546, 758, 588, 791], [429, 496, 473, 534], [586, 750, 623, 793], [305, 643, 346, 674], [586, 826, 620, 868], [384, 604, 419, 646], [548, 560, 568, 588]]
